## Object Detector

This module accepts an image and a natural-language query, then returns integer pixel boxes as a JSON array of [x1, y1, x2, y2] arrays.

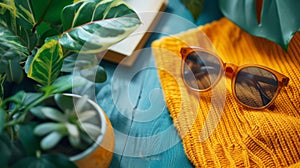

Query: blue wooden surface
[[95, 0, 223, 167]]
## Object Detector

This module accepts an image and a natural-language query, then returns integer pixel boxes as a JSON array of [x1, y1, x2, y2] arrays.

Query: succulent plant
[[31, 94, 101, 150]]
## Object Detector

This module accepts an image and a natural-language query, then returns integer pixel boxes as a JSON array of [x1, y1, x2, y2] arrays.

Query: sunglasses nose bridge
[[224, 63, 238, 78]]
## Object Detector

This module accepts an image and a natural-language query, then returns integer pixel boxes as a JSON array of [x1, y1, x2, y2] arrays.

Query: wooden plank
[[118, 57, 193, 167], [96, 48, 193, 167], [94, 0, 223, 167]]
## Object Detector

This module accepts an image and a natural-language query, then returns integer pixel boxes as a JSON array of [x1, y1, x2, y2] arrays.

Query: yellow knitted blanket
[[152, 18, 300, 167]]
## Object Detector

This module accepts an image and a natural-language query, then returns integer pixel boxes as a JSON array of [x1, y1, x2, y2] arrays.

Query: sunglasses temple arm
[[242, 78, 272, 106], [238, 72, 278, 86], [254, 81, 272, 105]]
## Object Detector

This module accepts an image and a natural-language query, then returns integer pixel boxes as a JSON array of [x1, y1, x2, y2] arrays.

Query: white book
[[102, 0, 167, 66]]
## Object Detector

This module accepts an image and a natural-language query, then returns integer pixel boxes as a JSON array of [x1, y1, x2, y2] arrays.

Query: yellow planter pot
[[64, 94, 115, 168]]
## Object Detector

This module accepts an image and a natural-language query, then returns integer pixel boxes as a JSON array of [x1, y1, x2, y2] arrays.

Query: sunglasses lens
[[234, 67, 279, 108], [183, 51, 221, 90]]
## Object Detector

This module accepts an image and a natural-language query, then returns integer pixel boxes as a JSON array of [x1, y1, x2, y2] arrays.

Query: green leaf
[[23, 92, 43, 106], [73, 95, 88, 112], [30, 0, 74, 39], [9, 141, 26, 165], [0, 24, 29, 56], [5, 55, 24, 84], [59, 0, 141, 53], [40, 131, 64, 150], [41, 107, 66, 122], [34, 123, 67, 136], [30, 0, 74, 25], [0, 108, 6, 133], [19, 123, 41, 155], [0, 0, 37, 51], [67, 124, 81, 148], [0, 49, 25, 84], [42, 75, 88, 94], [28, 39, 64, 86], [79, 65, 107, 83], [219, 0, 300, 50], [12, 156, 56, 168], [35, 21, 60, 42], [3, 91, 25, 105], [65, 123, 79, 138], [0, 133, 26, 166], [0, 74, 5, 102], [61, 53, 98, 72], [24, 49, 37, 74], [54, 94, 74, 112], [78, 110, 97, 122], [43, 154, 77, 168], [81, 122, 101, 139], [14, 0, 36, 29], [181, 0, 204, 21], [30, 106, 47, 119], [0, 133, 12, 167]]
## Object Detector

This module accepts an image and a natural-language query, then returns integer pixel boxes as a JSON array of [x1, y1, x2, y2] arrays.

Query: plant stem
[[5, 93, 50, 127], [36, 150, 42, 158], [23, 94, 48, 114]]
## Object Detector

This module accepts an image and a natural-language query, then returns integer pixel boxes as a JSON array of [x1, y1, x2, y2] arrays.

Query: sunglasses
[[180, 47, 290, 109]]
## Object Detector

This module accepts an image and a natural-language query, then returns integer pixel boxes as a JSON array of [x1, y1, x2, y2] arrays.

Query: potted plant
[[0, 83, 114, 167], [32, 93, 115, 168], [0, 0, 141, 167]]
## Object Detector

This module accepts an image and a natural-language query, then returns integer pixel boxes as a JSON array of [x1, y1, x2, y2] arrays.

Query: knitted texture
[[152, 18, 300, 167]]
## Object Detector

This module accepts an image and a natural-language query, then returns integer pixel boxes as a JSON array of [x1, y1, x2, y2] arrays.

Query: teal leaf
[[3, 91, 25, 105], [41, 107, 66, 122], [54, 94, 74, 113], [79, 65, 107, 83], [30, 106, 47, 119], [43, 154, 77, 168], [59, 0, 141, 53], [23, 92, 43, 106], [0, 61, 5, 74], [0, 133, 26, 166], [5, 56, 24, 84], [0, 133, 12, 167], [40, 131, 64, 150], [19, 123, 41, 155], [28, 39, 64, 86], [78, 110, 97, 122], [61, 53, 98, 72], [219, 0, 300, 50], [24, 49, 37, 74], [0, 50, 25, 84], [12, 156, 56, 168], [66, 124, 81, 148], [81, 122, 101, 139], [42, 75, 88, 94], [0, 74, 5, 102], [0, 108, 6, 133], [181, 0, 204, 21], [24, 55, 34, 74], [34, 123, 67, 136]]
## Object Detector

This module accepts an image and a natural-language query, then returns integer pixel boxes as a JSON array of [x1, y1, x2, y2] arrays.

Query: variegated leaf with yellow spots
[[28, 39, 64, 86]]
